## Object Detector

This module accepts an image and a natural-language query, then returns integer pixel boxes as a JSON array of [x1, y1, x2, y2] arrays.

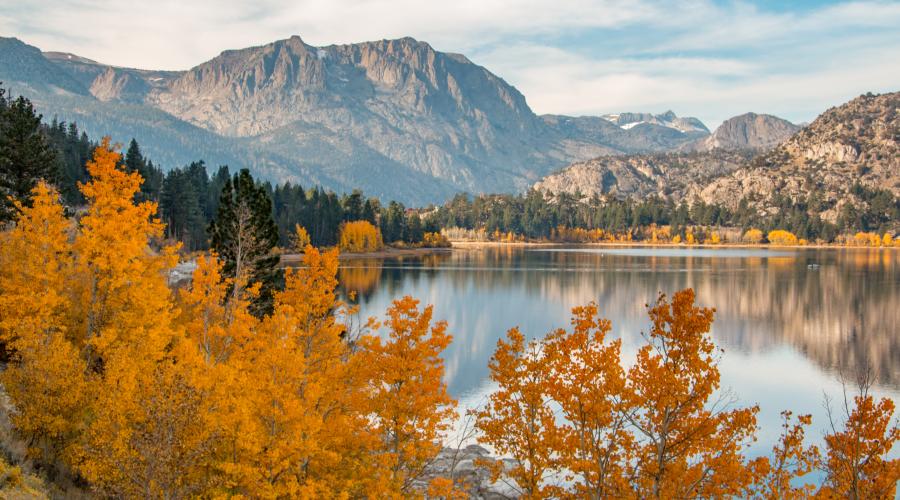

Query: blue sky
[[1, 0, 898, 127]]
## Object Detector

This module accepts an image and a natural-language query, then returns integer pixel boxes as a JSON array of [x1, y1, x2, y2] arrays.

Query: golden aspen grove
[[0, 140, 897, 498]]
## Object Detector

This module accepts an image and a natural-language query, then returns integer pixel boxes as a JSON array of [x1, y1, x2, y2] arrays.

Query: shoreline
[[281, 246, 452, 263], [280, 241, 900, 265], [447, 240, 900, 251]]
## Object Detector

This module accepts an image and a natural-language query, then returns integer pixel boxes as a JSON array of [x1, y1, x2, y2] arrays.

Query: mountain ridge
[[534, 92, 899, 228], [1, 34, 714, 204]]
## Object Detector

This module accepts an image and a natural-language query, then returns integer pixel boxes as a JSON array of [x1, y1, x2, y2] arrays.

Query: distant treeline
[[428, 185, 900, 243]]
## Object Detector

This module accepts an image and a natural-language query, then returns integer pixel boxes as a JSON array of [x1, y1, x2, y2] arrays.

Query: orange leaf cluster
[[475, 289, 899, 498], [0, 140, 456, 498]]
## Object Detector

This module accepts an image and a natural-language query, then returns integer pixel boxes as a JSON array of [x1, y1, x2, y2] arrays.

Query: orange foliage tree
[[0, 141, 459, 496], [753, 411, 821, 499], [357, 297, 457, 495], [474, 326, 561, 498], [626, 289, 760, 497], [819, 378, 899, 498]]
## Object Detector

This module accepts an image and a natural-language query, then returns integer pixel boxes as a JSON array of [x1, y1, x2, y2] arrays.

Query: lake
[[338, 245, 900, 455]]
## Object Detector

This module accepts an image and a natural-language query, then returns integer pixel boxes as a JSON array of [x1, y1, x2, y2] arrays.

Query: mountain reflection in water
[[327, 246, 898, 450]]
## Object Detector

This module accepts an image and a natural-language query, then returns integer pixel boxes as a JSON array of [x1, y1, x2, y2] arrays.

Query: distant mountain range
[[535, 92, 899, 224], [601, 111, 709, 134], [0, 35, 774, 205]]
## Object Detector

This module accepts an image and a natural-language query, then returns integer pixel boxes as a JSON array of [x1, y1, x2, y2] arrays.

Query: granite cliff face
[[533, 150, 750, 200], [698, 92, 899, 220], [532, 110, 794, 202], [536, 93, 898, 220], [683, 112, 800, 152], [0, 35, 708, 204]]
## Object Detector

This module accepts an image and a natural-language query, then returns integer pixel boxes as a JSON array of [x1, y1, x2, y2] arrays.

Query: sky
[[1, 0, 898, 128]]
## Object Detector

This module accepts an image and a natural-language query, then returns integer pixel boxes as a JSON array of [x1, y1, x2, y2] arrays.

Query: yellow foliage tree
[[767, 230, 799, 246], [685, 229, 696, 245], [705, 231, 722, 245], [743, 228, 764, 244], [293, 224, 311, 252], [0, 184, 87, 465], [423, 231, 452, 248], [339, 220, 384, 253]]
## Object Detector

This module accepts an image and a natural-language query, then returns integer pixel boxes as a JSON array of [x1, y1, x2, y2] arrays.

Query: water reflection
[[332, 246, 899, 451], [342, 247, 897, 389]]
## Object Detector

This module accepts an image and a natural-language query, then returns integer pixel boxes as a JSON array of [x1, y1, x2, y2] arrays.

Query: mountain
[[534, 92, 898, 222], [697, 92, 899, 221], [533, 150, 750, 200], [601, 110, 709, 134], [0, 36, 709, 204], [682, 112, 800, 152]]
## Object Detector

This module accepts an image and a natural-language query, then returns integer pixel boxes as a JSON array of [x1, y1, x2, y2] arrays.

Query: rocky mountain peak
[[684, 112, 800, 152], [697, 92, 898, 221]]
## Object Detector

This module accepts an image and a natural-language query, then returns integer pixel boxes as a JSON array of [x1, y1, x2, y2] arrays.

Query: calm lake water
[[339, 245, 900, 456]]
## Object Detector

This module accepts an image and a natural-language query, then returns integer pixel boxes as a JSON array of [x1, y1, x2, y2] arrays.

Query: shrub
[[422, 232, 451, 248], [743, 228, 764, 244], [339, 220, 384, 253], [853, 232, 882, 247], [767, 230, 799, 246]]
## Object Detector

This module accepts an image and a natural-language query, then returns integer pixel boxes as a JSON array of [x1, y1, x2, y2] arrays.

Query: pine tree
[[208, 168, 280, 316], [0, 89, 59, 222], [124, 139, 162, 203], [160, 168, 206, 250]]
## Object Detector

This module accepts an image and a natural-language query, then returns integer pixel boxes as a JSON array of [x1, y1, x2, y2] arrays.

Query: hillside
[[698, 92, 899, 221], [533, 110, 799, 202], [0, 36, 709, 204], [533, 150, 751, 201], [535, 92, 898, 230]]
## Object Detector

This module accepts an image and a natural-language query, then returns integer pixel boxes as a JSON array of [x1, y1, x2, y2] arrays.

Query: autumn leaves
[[0, 141, 458, 497], [475, 291, 760, 497], [0, 140, 897, 498], [475, 290, 899, 498]]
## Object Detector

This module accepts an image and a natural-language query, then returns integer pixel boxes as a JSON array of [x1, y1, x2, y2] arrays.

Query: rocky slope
[[698, 92, 899, 220], [533, 150, 750, 200], [0, 36, 709, 204], [683, 112, 800, 152], [535, 93, 898, 221]]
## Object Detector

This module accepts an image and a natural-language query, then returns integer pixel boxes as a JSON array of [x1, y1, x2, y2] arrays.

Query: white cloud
[[479, 39, 900, 127], [0, 0, 897, 125], [0, 0, 666, 68]]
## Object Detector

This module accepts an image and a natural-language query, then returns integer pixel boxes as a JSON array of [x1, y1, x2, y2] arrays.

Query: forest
[[0, 85, 897, 498], [429, 187, 900, 245]]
